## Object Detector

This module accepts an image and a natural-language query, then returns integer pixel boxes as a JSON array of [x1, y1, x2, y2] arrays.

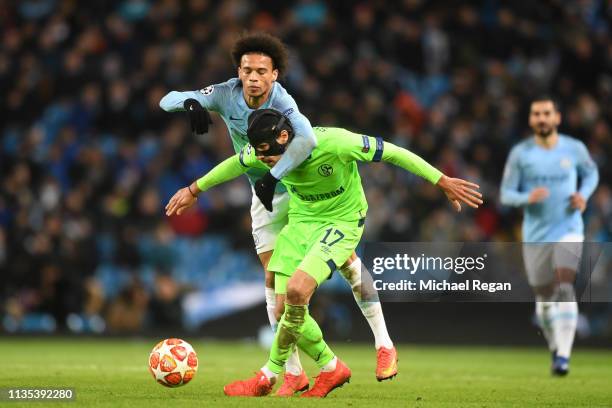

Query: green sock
[[266, 303, 335, 374], [267, 303, 306, 374], [297, 312, 335, 369]]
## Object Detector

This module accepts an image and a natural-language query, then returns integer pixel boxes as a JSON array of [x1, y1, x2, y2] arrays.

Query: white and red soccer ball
[[149, 338, 198, 387]]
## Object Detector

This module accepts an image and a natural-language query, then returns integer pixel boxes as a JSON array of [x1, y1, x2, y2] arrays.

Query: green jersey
[[197, 127, 442, 222], [240, 128, 378, 222]]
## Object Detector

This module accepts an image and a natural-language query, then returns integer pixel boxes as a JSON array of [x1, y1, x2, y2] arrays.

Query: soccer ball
[[148, 338, 198, 387]]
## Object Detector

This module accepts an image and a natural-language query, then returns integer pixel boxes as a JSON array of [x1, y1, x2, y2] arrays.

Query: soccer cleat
[[551, 356, 569, 376], [376, 346, 398, 381], [301, 359, 351, 398], [275, 371, 309, 396], [223, 370, 274, 397]]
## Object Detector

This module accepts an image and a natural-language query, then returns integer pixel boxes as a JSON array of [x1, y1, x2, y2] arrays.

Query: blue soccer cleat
[[551, 355, 569, 376]]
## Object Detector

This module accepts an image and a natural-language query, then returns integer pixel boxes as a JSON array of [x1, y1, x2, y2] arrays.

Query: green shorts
[[268, 219, 365, 295]]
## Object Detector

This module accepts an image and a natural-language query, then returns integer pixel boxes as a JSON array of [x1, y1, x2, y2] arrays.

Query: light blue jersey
[[500, 134, 599, 242], [159, 78, 316, 190]]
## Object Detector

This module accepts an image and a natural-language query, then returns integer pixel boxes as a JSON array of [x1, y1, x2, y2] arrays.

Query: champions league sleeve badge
[[199, 85, 214, 95]]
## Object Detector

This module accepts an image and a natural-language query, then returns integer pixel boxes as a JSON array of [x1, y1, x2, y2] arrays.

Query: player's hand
[[183, 98, 212, 134], [570, 192, 586, 212], [255, 171, 279, 212], [165, 185, 198, 216], [528, 187, 549, 204], [436, 175, 483, 212]]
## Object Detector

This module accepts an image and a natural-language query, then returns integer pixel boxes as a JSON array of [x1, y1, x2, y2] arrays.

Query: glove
[[183, 98, 212, 134], [255, 171, 279, 212]]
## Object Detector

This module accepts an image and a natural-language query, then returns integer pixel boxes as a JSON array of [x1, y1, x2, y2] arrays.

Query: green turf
[[0, 338, 610, 407]]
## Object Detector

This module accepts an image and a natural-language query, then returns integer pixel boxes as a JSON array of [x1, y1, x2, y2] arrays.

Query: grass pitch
[[0, 338, 611, 407]]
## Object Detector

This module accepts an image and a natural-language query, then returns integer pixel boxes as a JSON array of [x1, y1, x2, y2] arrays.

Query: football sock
[[265, 288, 304, 375], [321, 356, 338, 372], [285, 347, 303, 376], [297, 311, 335, 369], [554, 283, 578, 359], [340, 257, 394, 349], [535, 295, 557, 352], [267, 303, 335, 374], [360, 302, 393, 349], [267, 303, 306, 375], [264, 287, 277, 332], [261, 365, 278, 381]]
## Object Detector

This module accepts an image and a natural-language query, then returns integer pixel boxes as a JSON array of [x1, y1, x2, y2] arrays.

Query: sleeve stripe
[[239, 149, 247, 167], [361, 135, 370, 153], [373, 137, 384, 162]]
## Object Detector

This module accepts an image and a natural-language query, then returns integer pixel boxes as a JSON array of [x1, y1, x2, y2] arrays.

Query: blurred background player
[[166, 108, 482, 397], [500, 96, 599, 375], [161, 32, 396, 393]]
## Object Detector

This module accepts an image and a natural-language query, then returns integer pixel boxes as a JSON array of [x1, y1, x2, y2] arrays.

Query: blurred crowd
[[0, 0, 611, 333]]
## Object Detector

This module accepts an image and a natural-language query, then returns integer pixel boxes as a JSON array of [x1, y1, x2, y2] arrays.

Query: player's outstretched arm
[[160, 85, 226, 134], [381, 142, 482, 212], [330, 129, 482, 211], [165, 155, 248, 216], [159, 91, 213, 134], [159, 90, 209, 112]]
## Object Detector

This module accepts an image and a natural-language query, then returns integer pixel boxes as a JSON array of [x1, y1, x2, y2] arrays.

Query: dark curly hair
[[231, 32, 288, 77]]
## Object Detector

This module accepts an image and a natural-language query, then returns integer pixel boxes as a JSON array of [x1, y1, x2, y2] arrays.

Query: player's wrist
[[436, 174, 449, 187], [187, 182, 200, 198], [183, 98, 200, 110], [263, 171, 279, 184]]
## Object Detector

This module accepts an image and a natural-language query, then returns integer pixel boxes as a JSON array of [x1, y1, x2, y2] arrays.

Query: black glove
[[255, 171, 279, 212], [183, 98, 212, 134]]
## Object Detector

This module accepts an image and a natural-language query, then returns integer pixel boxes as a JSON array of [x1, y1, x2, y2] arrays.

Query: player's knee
[[339, 257, 361, 284], [286, 282, 308, 305], [339, 266, 357, 285], [555, 267, 576, 284], [341, 252, 358, 269]]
